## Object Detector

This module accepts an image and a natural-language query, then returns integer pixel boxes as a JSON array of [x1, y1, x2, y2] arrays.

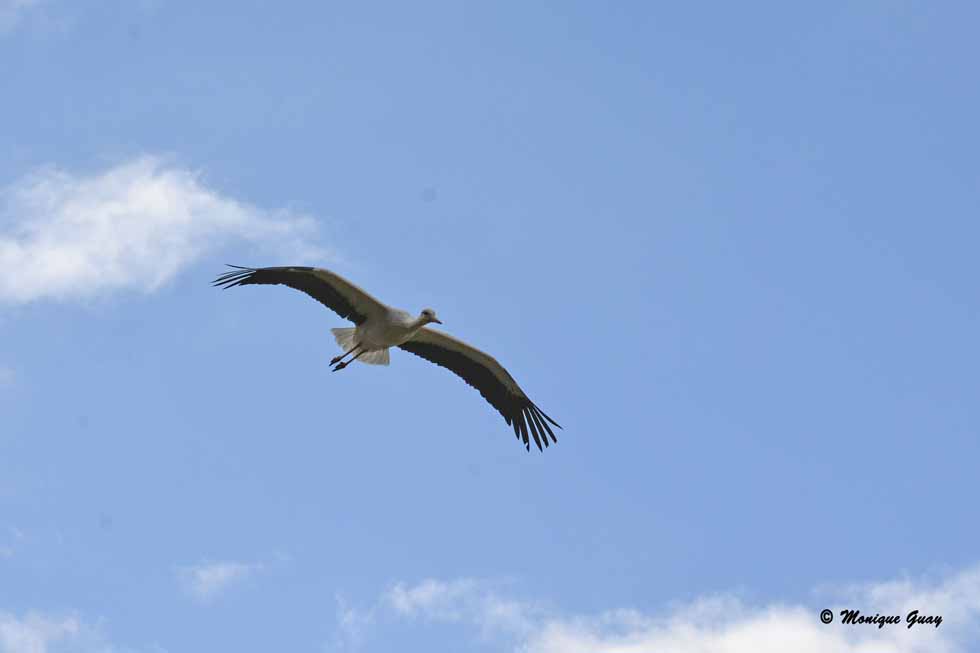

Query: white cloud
[[334, 594, 375, 651], [0, 527, 23, 559], [177, 560, 264, 603], [0, 156, 328, 304], [343, 565, 980, 652], [0, 612, 80, 653], [0, 0, 40, 33], [385, 578, 542, 637], [0, 611, 160, 653]]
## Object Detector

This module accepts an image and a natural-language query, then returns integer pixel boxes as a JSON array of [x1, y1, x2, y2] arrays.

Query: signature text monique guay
[[840, 609, 942, 629]]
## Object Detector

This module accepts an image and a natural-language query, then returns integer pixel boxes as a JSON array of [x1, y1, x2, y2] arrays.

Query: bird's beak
[[433, 318, 443, 324]]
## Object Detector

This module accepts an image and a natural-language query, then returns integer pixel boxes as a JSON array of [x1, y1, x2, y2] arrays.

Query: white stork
[[212, 265, 561, 451]]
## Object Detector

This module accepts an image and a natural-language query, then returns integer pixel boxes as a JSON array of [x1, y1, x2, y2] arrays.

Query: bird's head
[[420, 308, 443, 325]]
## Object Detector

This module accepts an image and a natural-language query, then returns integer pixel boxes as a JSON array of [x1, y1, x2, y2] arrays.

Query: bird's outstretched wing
[[398, 327, 561, 451], [212, 265, 389, 325]]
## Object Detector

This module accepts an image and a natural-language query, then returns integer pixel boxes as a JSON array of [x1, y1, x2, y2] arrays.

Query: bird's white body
[[332, 308, 425, 365]]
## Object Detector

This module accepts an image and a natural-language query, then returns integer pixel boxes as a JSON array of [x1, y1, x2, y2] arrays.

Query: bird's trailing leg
[[330, 343, 361, 366], [332, 350, 365, 372]]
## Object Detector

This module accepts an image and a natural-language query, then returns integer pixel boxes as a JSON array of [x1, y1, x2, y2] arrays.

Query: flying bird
[[212, 265, 561, 451]]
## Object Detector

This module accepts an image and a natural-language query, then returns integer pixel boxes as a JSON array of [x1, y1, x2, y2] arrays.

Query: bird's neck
[[410, 316, 429, 330]]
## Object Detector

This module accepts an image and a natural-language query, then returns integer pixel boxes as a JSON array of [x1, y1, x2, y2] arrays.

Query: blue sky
[[2, 2, 979, 651]]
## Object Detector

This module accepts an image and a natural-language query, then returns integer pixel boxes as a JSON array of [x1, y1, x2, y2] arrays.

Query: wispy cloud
[[0, 610, 157, 653], [0, 612, 81, 653], [0, 0, 40, 33], [334, 594, 375, 651], [177, 560, 264, 603], [340, 564, 980, 652], [0, 527, 25, 559], [335, 579, 541, 650], [386, 578, 542, 636], [0, 156, 328, 304]]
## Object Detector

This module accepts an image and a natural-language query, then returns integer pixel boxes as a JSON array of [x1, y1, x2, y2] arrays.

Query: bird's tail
[[331, 327, 357, 351], [358, 349, 390, 365]]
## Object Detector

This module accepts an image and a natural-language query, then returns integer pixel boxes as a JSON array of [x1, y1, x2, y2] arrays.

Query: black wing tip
[[530, 401, 562, 430], [512, 404, 558, 452], [211, 264, 259, 288], [212, 264, 325, 288], [527, 407, 552, 450], [524, 407, 547, 451]]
